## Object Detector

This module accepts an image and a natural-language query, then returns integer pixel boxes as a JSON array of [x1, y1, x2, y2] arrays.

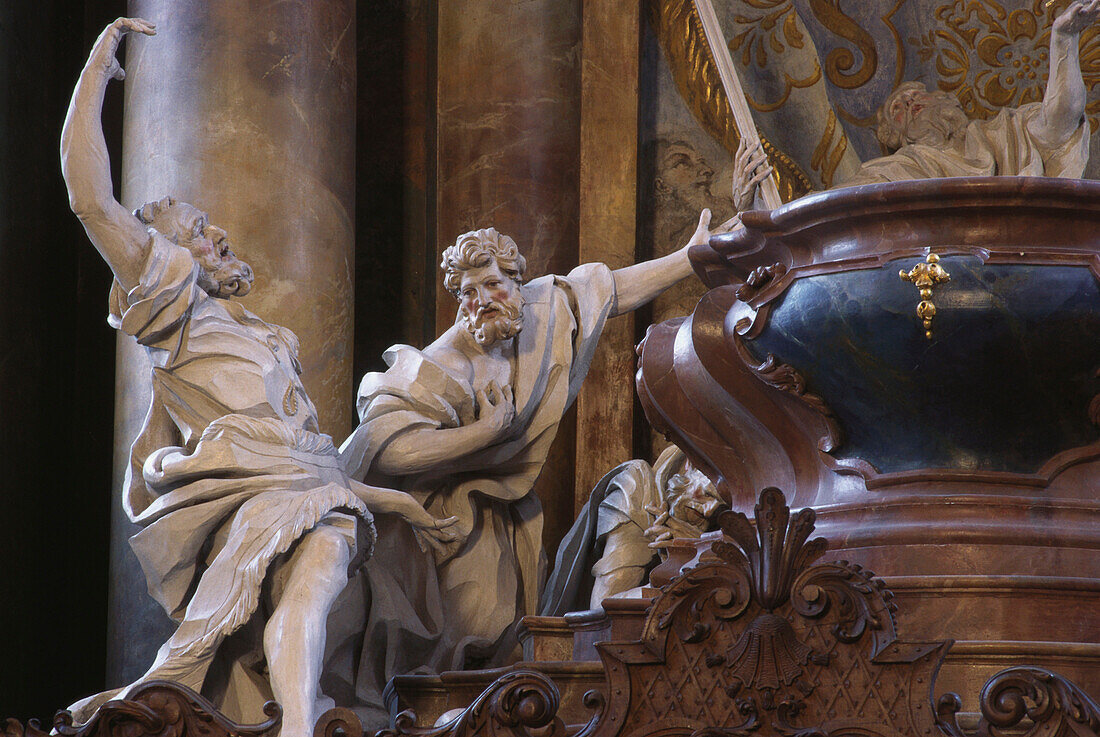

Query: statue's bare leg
[[264, 522, 352, 737]]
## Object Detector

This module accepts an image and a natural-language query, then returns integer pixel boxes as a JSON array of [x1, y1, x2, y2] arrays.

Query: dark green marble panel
[[746, 257, 1100, 474]]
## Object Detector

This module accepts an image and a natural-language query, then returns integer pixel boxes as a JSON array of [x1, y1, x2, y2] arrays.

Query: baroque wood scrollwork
[[368, 490, 1100, 737], [375, 669, 602, 737], [592, 487, 932, 737], [937, 666, 1100, 737], [2, 682, 279, 737], [730, 333, 842, 451]]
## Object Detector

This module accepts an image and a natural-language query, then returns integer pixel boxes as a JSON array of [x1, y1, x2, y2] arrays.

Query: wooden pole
[[693, 0, 783, 209]]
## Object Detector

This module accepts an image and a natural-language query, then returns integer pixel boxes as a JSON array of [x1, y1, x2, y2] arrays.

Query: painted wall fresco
[[643, 0, 1100, 205]]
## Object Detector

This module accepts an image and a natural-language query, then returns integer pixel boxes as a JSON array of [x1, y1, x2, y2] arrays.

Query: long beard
[[198, 261, 254, 298], [461, 294, 525, 346], [906, 100, 969, 149]]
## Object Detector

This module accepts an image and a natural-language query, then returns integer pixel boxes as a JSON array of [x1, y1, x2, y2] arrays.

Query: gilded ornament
[[283, 383, 298, 416], [806, 0, 879, 89], [809, 109, 849, 187], [899, 253, 951, 339], [914, 0, 1100, 132]]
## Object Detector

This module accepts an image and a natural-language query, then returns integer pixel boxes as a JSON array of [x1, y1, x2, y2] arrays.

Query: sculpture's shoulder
[[357, 332, 476, 415], [546, 262, 615, 299], [420, 326, 475, 384]]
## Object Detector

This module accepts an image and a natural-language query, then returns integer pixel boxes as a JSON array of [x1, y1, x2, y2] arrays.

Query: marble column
[[107, 0, 355, 683], [435, 0, 583, 550]]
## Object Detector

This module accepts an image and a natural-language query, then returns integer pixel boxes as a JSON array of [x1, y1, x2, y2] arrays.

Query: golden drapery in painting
[[647, 0, 1100, 193], [647, 0, 816, 198]]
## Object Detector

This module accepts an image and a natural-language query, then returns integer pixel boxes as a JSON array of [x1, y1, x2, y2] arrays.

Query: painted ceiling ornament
[[727, 0, 806, 70], [914, 0, 1100, 130]]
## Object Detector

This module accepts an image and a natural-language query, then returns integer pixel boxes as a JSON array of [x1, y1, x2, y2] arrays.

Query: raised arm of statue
[[1033, 0, 1098, 144], [60, 17, 156, 291], [610, 208, 736, 316]]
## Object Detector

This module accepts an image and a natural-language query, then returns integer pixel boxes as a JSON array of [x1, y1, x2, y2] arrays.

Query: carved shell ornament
[[704, 489, 829, 692]]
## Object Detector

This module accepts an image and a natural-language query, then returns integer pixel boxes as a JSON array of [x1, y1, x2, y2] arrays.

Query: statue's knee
[[294, 525, 352, 584]]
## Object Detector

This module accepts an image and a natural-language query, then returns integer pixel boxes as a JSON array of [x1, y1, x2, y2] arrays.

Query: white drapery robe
[[837, 102, 1090, 187], [331, 263, 615, 725]]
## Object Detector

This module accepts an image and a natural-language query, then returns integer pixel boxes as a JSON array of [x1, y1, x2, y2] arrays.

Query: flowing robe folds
[[540, 458, 659, 617], [71, 234, 373, 721], [838, 103, 1090, 187], [334, 264, 615, 721]]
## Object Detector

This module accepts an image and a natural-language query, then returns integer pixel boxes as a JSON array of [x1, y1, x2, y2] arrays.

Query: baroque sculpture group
[[53, 1, 1100, 735]]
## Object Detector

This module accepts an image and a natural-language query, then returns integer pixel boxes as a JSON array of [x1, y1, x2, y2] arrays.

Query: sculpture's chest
[[163, 307, 318, 428]]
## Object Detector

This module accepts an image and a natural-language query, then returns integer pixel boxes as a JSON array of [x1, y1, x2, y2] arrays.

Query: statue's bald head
[[134, 196, 254, 298]]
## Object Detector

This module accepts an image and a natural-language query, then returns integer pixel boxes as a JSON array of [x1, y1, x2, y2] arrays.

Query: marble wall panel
[[575, 0, 642, 513]]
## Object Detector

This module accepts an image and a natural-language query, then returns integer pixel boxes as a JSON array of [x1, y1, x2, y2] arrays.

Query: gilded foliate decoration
[[648, 0, 814, 201], [913, 0, 1100, 131], [727, 0, 825, 113], [728, 0, 805, 67], [806, 0, 884, 92]]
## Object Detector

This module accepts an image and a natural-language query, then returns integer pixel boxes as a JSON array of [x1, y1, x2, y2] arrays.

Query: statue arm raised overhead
[[60, 17, 156, 291], [1035, 0, 1100, 145]]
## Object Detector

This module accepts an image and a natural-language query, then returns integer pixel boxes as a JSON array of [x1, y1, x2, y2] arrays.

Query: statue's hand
[[474, 381, 516, 440], [643, 501, 705, 549], [360, 486, 461, 553], [402, 506, 461, 554], [686, 208, 741, 250], [89, 17, 156, 82], [1053, 0, 1100, 37], [732, 137, 774, 213]]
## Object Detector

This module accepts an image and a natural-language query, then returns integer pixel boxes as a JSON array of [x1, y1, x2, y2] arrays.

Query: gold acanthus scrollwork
[[899, 253, 951, 339], [728, 0, 803, 68], [648, 0, 814, 202], [725, 0, 825, 115], [810, 108, 849, 188], [809, 0, 907, 130], [806, 0, 879, 89], [913, 0, 1100, 132]]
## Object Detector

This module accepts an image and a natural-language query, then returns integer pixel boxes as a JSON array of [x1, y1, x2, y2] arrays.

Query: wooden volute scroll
[[7, 491, 1100, 736], [1, 681, 279, 737], [371, 489, 1100, 737]]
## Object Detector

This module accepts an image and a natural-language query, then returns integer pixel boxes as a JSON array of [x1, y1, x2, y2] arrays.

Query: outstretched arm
[[611, 140, 769, 317], [60, 17, 157, 291], [1035, 0, 1099, 144], [610, 209, 736, 316]]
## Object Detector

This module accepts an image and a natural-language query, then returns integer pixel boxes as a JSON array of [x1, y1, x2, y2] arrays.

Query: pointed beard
[[460, 294, 525, 345]]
